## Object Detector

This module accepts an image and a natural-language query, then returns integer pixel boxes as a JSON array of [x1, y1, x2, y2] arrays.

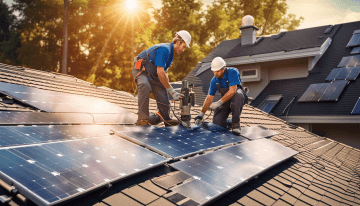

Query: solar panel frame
[[351, 97, 360, 115], [113, 123, 247, 159], [0, 136, 168, 206], [171, 139, 298, 205]]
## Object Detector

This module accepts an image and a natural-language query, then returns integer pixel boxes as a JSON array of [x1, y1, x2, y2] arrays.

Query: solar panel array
[[171, 139, 298, 205], [113, 123, 247, 159], [298, 80, 348, 102], [346, 33, 360, 48], [0, 82, 130, 114], [0, 136, 167, 206]]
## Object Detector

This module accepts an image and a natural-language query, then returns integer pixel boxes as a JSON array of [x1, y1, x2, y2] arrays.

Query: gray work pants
[[213, 88, 245, 128], [132, 67, 170, 120]]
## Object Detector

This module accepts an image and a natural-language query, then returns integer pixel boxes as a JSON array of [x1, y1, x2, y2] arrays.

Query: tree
[[0, 1, 21, 65]]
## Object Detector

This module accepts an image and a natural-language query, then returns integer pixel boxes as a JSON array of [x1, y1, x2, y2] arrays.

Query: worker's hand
[[209, 100, 223, 110], [167, 87, 183, 101], [194, 112, 204, 125]]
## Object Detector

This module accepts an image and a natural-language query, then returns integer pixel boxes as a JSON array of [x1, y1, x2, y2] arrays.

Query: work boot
[[164, 119, 182, 126], [231, 122, 241, 136], [136, 119, 150, 126]]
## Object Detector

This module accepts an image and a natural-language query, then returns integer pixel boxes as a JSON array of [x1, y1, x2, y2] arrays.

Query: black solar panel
[[337, 55, 360, 67], [351, 47, 360, 54], [299, 81, 348, 102], [171, 139, 298, 205], [355, 29, 360, 34], [319, 80, 348, 101], [240, 126, 278, 140], [326, 66, 360, 81], [351, 98, 360, 115], [113, 123, 246, 159], [347, 34, 360, 47], [0, 136, 167, 206]]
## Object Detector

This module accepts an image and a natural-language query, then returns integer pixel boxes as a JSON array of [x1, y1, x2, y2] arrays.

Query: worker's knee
[[232, 92, 244, 105], [138, 82, 151, 95]]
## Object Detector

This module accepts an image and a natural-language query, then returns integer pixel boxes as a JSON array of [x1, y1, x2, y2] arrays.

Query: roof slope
[[251, 21, 360, 117], [0, 63, 359, 206], [201, 24, 338, 63]]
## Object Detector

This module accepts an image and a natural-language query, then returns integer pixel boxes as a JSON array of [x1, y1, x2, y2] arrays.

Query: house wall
[[237, 58, 309, 100]]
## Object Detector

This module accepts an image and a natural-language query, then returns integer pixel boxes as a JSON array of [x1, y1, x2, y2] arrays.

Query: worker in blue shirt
[[133, 30, 191, 126], [194, 57, 246, 135]]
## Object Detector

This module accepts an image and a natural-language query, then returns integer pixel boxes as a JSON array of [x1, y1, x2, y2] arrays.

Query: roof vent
[[324, 25, 333, 34], [239, 15, 259, 46], [274, 32, 285, 39]]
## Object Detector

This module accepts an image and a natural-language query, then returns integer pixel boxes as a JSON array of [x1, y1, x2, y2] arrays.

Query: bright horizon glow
[[126, 0, 137, 10]]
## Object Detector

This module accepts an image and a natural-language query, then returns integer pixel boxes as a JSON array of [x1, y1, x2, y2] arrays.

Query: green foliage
[[3, 0, 303, 93]]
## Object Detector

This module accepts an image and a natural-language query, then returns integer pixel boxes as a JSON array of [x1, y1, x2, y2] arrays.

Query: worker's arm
[[157, 66, 171, 89], [201, 95, 214, 113], [220, 85, 237, 103]]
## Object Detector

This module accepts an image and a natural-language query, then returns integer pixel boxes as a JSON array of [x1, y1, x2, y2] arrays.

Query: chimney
[[239, 15, 259, 46]]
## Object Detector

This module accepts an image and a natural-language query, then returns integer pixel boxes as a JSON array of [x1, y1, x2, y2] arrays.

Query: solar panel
[[347, 34, 360, 47], [113, 123, 246, 159], [298, 83, 329, 102], [0, 112, 94, 125], [0, 135, 167, 206], [319, 80, 348, 101], [0, 82, 130, 114], [351, 98, 360, 115], [171, 139, 298, 205], [240, 126, 278, 140], [355, 30, 360, 34], [326, 66, 360, 81], [0, 125, 120, 148], [337, 55, 360, 67], [351, 47, 360, 55], [325, 68, 342, 81]]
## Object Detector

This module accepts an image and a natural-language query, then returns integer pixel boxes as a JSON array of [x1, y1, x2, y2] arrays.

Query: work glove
[[167, 87, 183, 101], [194, 112, 204, 125], [209, 100, 223, 110]]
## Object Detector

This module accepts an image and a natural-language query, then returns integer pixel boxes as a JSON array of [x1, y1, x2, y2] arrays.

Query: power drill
[[179, 80, 195, 127]]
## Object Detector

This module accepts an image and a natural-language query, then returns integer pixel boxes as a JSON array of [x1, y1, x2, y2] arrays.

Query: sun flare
[[126, 0, 137, 10]]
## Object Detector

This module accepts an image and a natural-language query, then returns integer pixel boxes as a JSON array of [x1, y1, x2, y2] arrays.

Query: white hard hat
[[176, 30, 191, 48], [211, 57, 226, 71]]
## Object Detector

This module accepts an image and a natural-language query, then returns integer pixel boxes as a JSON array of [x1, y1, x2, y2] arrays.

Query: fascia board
[[195, 47, 321, 77], [281, 115, 360, 123]]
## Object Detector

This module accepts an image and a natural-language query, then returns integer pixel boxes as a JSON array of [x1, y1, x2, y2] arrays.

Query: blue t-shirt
[[138, 43, 174, 72], [208, 67, 241, 96]]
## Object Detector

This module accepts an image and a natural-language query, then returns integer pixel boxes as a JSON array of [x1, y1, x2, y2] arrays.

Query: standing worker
[[133, 30, 191, 126], [194, 57, 247, 135]]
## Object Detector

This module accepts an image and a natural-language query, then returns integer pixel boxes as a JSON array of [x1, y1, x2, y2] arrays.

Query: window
[[258, 94, 282, 113], [240, 68, 260, 82]]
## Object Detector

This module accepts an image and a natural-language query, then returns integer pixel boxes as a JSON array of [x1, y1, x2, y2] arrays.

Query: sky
[[4, 0, 360, 30]]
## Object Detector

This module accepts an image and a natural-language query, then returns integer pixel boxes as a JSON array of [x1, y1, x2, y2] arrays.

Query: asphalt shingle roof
[[0, 61, 359, 206]]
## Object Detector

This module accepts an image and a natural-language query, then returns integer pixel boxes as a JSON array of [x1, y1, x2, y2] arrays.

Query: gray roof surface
[[0, 61, 360, 206]]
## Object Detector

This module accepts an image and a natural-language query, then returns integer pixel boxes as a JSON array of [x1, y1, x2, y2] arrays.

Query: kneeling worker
[[133, 30, 191, 126], [194, 57, 246, 135]]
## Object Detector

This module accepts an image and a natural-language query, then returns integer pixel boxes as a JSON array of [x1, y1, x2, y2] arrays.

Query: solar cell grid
[[0, 136, 167, 206], [320, 80, 348, 101], [113, 123, 246, 159], [171, 139, 298, 205], [337, 55, 360, 68]]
